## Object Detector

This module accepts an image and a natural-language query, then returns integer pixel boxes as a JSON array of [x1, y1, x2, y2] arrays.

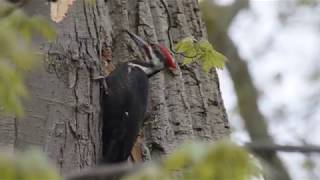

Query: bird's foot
[[93, 75, 106, 80], [93, 76, 109, 95]]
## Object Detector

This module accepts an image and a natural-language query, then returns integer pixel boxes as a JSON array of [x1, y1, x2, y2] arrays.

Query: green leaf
[[198, 40, 226, 71], [0, 61, 26, 116], [175, 37, 196, 53], [0, 6, 56, 116], [3, 10, 57, 42], [187, 141, 260, 180], [0, 150, 62, 180], [0, 2, 15, 18], [123, 140, 260, 180], [175, 37, 199, 65], [302, 157, 316, 171], [163, 142, 208, 171], [175, 37, 226, 73], [29, 16, 57, 41]]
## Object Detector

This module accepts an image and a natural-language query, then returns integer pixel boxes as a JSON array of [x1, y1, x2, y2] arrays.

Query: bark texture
[[0, 0, 229, 174]]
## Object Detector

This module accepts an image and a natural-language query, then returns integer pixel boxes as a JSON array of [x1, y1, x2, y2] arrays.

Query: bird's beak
[[168, 65, 178, 76], [126, 30, 149, 49], [126, 30, 153, 61]]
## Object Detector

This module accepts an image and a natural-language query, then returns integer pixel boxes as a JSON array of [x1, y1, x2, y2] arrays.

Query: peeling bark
[[0, 0, 229, 174]]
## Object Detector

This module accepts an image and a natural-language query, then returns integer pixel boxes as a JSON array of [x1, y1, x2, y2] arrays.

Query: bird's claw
[[93, 75, 106, 80], [93, 76, 109, 95]]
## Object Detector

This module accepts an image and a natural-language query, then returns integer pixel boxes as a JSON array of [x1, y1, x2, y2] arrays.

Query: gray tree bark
[[0, 0, 229, 174]]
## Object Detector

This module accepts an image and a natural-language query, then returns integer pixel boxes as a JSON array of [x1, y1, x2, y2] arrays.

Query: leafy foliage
[[123, 141, 260, 180], [302, 155, 316, 172], [0, 4, 56, 116], [0, 150, 61, 180], [298, 0, 318, 5], [175, 37, 226, 72]]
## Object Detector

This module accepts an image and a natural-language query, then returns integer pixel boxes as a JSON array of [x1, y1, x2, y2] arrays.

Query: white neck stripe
[[128, 62, 153, 75]]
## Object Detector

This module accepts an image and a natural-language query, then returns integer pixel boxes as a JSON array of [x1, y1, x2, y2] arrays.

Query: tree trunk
[[200, 1, 291, 179], [0, 0, 229, 174]]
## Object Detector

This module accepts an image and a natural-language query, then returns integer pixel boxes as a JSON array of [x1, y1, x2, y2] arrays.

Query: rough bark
[[0, 0, 229, 174], [0, 114, 15, 152]]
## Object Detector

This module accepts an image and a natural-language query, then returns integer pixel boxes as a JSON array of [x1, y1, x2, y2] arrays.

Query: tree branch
[[64, 143, 320, 180], [64, 162, 142, 180], [247, 143, 320, 153]]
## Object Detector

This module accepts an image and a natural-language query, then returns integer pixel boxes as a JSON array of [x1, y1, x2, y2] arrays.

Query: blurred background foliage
[[0, 1, 55, 116], [0, 2, 58, 178], [0, 1, 258, 180], [199, 0, 320, 179], [0, 150, 61, 180], [2, 0, 320, 179], [124, 141, 260, 180]]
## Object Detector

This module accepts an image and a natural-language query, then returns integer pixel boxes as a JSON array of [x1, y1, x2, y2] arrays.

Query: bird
[[101, 30, 177, 163]]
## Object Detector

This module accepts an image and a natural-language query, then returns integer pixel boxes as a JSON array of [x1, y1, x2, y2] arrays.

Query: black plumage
[[101, 61, 149, 163], [101, 31, 176, 164]]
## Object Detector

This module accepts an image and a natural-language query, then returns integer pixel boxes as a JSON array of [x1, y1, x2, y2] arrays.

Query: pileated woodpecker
[[101, 31, 176, 163]]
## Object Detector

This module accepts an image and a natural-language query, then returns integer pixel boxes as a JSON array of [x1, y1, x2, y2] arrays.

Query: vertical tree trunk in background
[[0, 0, 229, 174], [200, 0, 291, 179]]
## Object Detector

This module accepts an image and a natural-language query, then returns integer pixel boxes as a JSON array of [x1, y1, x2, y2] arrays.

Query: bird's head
[[126, 30, 177, 73]]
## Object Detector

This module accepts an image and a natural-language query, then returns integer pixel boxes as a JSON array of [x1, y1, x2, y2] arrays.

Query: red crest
[[157, 45, 176, 69]]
